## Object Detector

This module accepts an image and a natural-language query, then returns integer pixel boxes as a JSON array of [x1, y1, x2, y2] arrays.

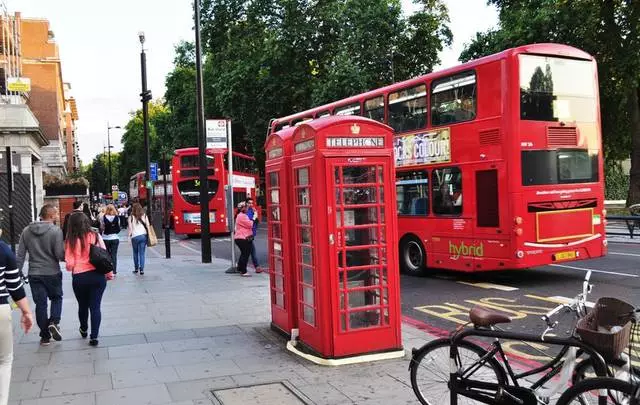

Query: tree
[[460, 0, 640, 205]]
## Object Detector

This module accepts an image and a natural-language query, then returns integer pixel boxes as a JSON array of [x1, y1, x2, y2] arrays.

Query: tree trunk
[[627, 86, 640, 206]]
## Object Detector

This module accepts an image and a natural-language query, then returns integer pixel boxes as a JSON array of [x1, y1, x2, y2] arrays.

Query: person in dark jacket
[[16, 204, 65, 346], [101, 204, 121, 275], [62, 200, 84, 240]]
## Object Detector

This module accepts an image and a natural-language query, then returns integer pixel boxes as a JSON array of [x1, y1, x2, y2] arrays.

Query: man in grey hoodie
[[16, 204, 65, 345]]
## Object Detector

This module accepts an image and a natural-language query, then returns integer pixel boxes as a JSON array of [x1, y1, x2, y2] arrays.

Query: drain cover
[[212, 382, 309, 405]]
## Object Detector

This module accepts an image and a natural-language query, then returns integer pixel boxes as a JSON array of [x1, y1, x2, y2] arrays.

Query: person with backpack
[[100, 204, 121, 276], [65, 212, 113, 346], [16, 204, 65, 346]]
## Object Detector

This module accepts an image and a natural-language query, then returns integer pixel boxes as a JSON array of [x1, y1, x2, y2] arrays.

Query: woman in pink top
[[65, 212, 113, 347], [234, 202, 254, 277]]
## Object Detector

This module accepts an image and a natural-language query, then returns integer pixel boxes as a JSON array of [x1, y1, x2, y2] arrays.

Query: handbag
[[140, 216, 158, 247], [89, 233, 114, 274]]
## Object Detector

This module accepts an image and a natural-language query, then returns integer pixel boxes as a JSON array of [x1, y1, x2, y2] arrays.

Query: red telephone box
[[264, 127, 298, 336], [286, 116, 402, 358]]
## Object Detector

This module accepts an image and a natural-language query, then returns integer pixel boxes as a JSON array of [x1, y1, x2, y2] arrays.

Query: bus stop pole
[[227, 120, 236, 271], [162, 155, 171, 259]]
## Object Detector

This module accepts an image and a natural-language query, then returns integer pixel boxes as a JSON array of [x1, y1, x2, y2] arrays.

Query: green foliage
[[605, 161, 630, 200], [460, 0, 640, 203], [85, 152, 121, 196]]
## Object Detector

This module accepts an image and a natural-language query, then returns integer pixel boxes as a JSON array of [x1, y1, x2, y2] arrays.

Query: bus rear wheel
[[400, 236, 427, 276]]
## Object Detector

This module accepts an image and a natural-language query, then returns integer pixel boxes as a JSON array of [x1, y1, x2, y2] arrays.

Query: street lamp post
[[138, 32, 152, 220], [107, 123, 121, 194]]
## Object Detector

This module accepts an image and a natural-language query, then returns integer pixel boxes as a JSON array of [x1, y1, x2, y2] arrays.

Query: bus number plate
[[555, 251, 576, 261]]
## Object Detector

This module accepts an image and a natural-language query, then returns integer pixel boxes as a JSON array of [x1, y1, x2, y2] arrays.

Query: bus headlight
[[514, 228, 523, 236], [514, 216, 523, 225], [516, 250, 524, 259]]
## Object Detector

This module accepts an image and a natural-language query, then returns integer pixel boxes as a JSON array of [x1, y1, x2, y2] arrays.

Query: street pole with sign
[[139, 32, 152, 221], [226, 120, 236, 272], [4, 147, 15, 252], [194, 0, 211, 263], [162, 154, 171, 259]]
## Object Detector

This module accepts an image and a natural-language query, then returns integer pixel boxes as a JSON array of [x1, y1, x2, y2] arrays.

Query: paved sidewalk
[[8, 240, 434, 405]]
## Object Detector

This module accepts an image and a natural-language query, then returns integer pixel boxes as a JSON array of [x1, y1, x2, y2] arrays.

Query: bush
[[604, 161, 629, 200]]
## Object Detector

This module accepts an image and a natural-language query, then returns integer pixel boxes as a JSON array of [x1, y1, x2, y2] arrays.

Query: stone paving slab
[[9, 250, 433, 405]]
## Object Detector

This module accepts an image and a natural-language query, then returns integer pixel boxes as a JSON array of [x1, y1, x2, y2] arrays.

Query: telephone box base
[[270, 323, 292, 340], [286, 340, 405, 366]]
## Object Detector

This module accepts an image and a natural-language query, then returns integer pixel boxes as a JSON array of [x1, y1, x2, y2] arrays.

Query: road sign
[[118, 191, 127, 202], [150, 162, 158, 181], [206, 119, 228, 149], [7, 77, 31, 92], [111, 185, 119, 191]]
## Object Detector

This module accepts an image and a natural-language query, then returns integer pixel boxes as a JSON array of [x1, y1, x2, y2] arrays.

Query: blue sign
[[150, 162, 158, 181], [118, 191, 127, 202]]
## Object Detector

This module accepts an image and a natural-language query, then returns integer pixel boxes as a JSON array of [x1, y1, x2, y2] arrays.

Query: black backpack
[[103, 216, 121, 235]]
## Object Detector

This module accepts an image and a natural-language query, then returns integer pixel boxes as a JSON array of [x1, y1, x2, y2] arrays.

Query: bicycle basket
[[576, 297, 634, 361]]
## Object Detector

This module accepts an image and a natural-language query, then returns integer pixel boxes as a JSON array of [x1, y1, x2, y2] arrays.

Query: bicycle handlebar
[[542, 303, 567, 327]]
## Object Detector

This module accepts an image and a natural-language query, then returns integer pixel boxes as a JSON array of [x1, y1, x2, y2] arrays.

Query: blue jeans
[[29, 274, 63, 339], [132, 235, 147, 270], [72, 271, 106, 339]]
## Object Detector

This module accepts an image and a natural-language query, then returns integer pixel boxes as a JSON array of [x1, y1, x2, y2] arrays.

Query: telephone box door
[[327, 157, 401, 357]]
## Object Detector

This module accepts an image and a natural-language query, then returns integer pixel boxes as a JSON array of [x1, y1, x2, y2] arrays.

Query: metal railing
[[606, 203, 640, 239]]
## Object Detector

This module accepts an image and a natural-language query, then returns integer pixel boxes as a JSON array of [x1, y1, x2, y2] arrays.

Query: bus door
[[429, 166, 475, 271], [471, 162, 510, 270]]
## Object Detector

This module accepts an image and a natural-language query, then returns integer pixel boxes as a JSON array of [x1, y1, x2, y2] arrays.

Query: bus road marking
[[549, 264, 638, 278], [457, 282, 518, 291], [609, 251, 640, 258]]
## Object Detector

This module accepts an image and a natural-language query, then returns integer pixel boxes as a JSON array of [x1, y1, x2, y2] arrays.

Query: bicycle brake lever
[[541, 322, 557, 341]]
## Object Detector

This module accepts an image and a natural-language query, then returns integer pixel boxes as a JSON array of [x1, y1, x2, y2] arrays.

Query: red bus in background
[[171, 147, 259, 236], [270, 43, 606, 274], [129, 172, 147, 203], [129, 170, 174, 226]]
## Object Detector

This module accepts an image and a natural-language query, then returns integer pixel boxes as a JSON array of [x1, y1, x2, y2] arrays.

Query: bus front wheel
[[400, 236, 427, 276]]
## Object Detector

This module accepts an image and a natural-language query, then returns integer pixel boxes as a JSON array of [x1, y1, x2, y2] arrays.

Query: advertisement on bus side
[[394, 128, 451, 167]]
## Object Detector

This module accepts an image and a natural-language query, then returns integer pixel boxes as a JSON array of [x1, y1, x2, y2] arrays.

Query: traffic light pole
[[194, 0, 212, 263]]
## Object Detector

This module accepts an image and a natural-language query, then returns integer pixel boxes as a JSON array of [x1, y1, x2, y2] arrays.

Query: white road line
[[609, 252, 640, 258], [457, 282, 518, 291], [550, 264, 638, 278], [178, 242, 202, 255], [148, 246, 163, 258]]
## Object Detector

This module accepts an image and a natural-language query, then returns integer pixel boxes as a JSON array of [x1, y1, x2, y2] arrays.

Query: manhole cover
[[212, 382, 310, 405]]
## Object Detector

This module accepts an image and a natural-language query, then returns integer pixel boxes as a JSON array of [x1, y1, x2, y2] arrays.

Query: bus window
[[396, 170, 429, 216], [431, 71, 477, 126], [388, 84, 427, 133], [317, 110, 331, 118], [181, 155, 214, 168], [364, 96, 385, 123], [432, 167, 462, 216], [292, 117, 313, 126], [335, 102, 361, 116]]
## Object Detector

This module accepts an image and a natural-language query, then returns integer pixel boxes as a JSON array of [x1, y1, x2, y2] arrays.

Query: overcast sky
[[16, 0, 498, 163]]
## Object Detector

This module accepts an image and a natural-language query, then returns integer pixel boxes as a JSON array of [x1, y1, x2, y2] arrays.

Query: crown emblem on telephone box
[[350, 124, 360, 135]]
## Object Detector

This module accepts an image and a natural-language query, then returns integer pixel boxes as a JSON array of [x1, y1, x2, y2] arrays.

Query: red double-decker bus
[[270, 43, 606, 274], [171, 147, 259, 236]]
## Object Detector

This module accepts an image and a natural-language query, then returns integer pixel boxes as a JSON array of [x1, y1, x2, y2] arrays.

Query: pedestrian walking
[[118, 204, 127, 229], [234, 201, 254, 277], [101, 204, 121, 275], [65, 212, 113, 346], [128, 203, 149, 275], [0, 240, 33, 405], [62, 200, 84, 240], [245, 198, 263, 273], [16, 204, 65, 346]]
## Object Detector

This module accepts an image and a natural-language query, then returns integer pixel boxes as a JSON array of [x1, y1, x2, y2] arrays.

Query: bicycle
[[555, 377, 640, 405], [409, 271, 635, 405]]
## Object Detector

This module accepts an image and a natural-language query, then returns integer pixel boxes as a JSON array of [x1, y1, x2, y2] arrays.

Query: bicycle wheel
[[573, 358, 640, 385], [410, 338, 507, 405], [556, 377, 637, 405]]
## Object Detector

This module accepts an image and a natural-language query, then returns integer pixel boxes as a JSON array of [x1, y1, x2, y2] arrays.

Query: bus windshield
[[519, 55, 596, 122]]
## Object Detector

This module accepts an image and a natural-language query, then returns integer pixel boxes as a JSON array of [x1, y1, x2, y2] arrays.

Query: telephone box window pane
[[346, 268, 383, 287], [342, 166, 376, 184], [303, 287, 314, 305], [341, 314, 347, 331], [302, 266, 313, 284], [270, 189, 280, 204], [338, 251, 344, 268], [377, 166, 384, 184], [274, 258, 283, 273], [272, 223, 281, 239], [273, 242, 282, 256], [336, 210, 342, 227], [350, 310, 381, 329], [346, 248, 380, 267], [269, 172, 279, 187], [343, 207, 378, 226], [384, 308, 389, 325], [298, 208, 310, 225], [275, 275, 283, 290], [303, 306, 315, 325], [299, 227, 312, 244], [297, 168, 309, 186], [301, 246, 313, 265], [271, 207, 281, 221], [343, 187, 377, 205], [297, 188, 310, 205], [276, 293, 284, 307], [345, 227, 379, 247], [348, 289, 381, 309], [334, 167, 341, 183]]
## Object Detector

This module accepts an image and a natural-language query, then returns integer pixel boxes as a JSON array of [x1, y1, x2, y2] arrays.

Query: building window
[[432, 167, 462, 215], [388, 85, 427, 133], [431, 71, 477, 126], [396, 170, 429, 216]]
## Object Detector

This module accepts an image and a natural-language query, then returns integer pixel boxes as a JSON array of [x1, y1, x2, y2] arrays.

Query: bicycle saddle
[[469, 306, 511, 327]]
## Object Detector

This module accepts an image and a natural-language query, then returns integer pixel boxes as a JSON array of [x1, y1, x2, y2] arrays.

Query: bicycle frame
[[448, 328, 609, 405]]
